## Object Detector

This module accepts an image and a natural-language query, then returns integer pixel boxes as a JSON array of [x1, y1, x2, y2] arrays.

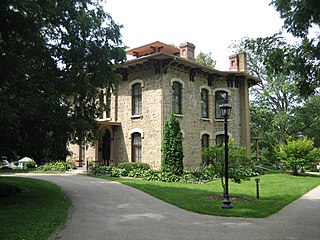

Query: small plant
[[118, 162, 150, 172]]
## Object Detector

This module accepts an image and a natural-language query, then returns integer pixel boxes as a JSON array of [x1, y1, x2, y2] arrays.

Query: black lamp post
[[219, 99, 233, 209]]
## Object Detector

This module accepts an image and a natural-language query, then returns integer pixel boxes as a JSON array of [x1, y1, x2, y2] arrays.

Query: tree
[[275, 137, 320, 175], [231, 35, 300, 145], [0, 0, 126, 162], [288, 95, 320, 147], [203, 140, 253, 193], [161, 114, 184, 175], [270, 0, 320, 95], [195, 51, 216, 68]]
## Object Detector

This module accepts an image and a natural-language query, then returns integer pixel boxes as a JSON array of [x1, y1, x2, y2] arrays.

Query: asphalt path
[[6, 173, 320, 240]]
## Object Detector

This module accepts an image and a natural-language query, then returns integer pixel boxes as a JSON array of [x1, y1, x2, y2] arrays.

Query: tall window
[[215, 91, 228, 119], [172, 81, 182, 114], [131, 133, 142, 162], [201, 134, 210, 166], [132, 83, 142, 115], [201, 89, 209, 118], [98, 90, 104, 119], [106, 88, 111, 118]]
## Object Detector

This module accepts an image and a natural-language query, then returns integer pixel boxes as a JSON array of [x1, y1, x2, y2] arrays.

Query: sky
[[103, 0, 284, 70]]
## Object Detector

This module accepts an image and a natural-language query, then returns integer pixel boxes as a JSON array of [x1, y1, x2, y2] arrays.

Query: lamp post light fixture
[[219, 99, 233, 209]]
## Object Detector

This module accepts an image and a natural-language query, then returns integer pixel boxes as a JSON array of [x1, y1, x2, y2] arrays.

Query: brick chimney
[[179, 42, 195, 61], [229, 52, 247, 71]]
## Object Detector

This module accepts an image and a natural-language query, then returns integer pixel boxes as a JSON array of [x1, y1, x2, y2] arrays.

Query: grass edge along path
[[95, 173, 320, 218], [0, 176, 71, 240]]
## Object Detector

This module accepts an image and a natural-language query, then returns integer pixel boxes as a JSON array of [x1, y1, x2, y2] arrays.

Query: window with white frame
[[172, 81, 182, 114], [131, 132, 142, 162], [132, 83, 142, 115], [201, 88, 209, 118]]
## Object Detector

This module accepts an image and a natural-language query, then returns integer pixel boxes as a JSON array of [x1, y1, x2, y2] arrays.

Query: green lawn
[[95, 173, 320, 218], [0, 177, 71, 240]]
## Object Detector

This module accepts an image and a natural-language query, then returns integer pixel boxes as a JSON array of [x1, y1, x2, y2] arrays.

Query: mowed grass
[[0, 177, 71, 240], [96, 173, 320, 218]]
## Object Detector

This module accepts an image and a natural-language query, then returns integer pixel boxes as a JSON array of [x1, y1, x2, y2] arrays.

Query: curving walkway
[[6, 173, 320, 240]]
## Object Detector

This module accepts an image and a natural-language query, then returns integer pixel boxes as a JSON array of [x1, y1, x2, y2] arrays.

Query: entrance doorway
[[102, 129, 111, 166]]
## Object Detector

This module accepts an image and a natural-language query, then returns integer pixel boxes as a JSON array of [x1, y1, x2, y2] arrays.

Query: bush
[[37, 162, 71, 172], [117, 162, 150, 172], [275, 137, 320, 175], [92, 166, 127, 177], [25, 160, 37, 169]]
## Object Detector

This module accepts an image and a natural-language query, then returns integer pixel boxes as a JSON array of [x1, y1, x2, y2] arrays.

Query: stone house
[[68, 41, 260, 169]]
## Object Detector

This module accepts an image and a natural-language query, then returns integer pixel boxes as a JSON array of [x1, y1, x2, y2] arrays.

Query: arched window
[[172, 81, 182, 114], [132, 83, 142, 115], [131, 133, 142, 162], [201, 134, 210, 166], [201, 89, 209, 118], [215, 91, 228, 119]]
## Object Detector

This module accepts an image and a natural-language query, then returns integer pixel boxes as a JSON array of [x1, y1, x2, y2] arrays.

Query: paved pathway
[[5, 173, 320, 240]]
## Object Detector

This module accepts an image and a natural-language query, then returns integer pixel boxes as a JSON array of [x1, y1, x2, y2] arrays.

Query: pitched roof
[[127, 41, 180, 57]]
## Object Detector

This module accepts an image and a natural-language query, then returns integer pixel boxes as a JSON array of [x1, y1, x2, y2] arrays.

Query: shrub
[[92, 166, 128, 177], [37, 162, 71, 172], [25, 160, 37, 169], [117, 162, 150, 172], [162, 114, 184, 175], [275, 137, 320, 175]]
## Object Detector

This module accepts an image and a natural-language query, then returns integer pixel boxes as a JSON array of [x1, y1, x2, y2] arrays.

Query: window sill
[[201, 118, 210, 122], [215, 118, 230, 122], [173, 114, 184, 118], [131, 114, 143, 119], [98, 118, 112, 121]]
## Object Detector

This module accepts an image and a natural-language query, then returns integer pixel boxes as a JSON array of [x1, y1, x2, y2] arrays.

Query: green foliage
[[0, 0, 126, 162], [288, 95, 320, 147], [270, 0, 320, 95], [37, 161, 71, 172], [161, 114, 184, 175], [195, 51, 216, 68], [275, 137, 320, 175], [93, 166, 213, 184], [203, 140, 254, 187], [24, 159, 37, 169], [117, 162, 150, 172], [92, 166, 127, 177]]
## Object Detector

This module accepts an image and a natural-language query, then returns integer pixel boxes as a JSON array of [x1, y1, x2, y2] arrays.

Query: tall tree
[[232, 35, 300, 145], [0, 0, 126, 162], [270, 0, 320, 95]]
